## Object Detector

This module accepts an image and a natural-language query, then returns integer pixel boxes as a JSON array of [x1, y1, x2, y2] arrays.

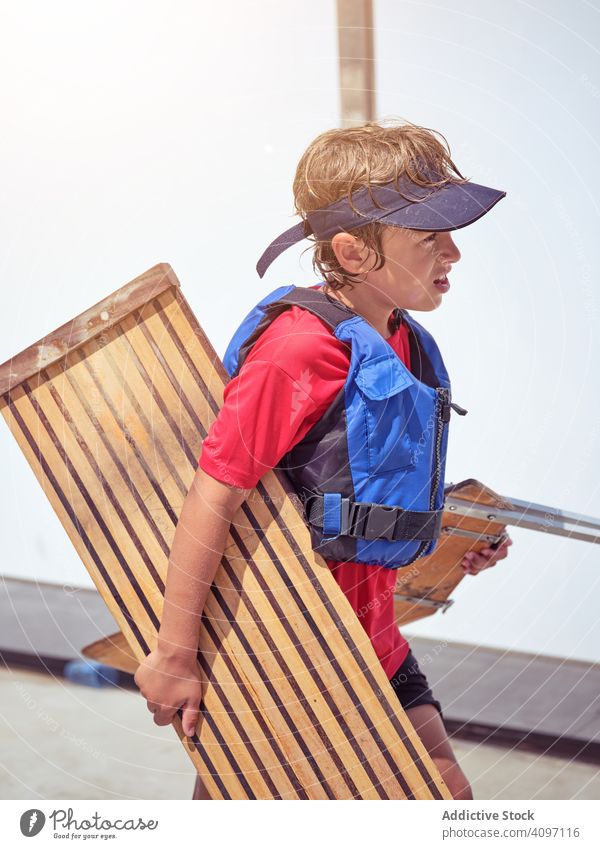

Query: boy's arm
[[134, 466, 251, 736], [138, 309, 343, 735]]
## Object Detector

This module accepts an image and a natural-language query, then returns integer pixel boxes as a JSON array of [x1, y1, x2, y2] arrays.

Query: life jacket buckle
[[361, 504, 402, 541]]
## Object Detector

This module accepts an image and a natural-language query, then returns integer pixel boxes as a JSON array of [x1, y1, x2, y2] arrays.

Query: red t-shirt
[[199, 291, 411, 677]]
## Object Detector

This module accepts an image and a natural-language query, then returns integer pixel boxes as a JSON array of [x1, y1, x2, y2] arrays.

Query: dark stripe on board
[[75, 348, 180, 529], [196, 626, 286, 799], [211, 579, 339, 799], [151, 296, 222, 419], [65, 351, 171, 561], [196, 707, 256, 799], [43, 372, 165, 594], [132, 308, 211, 435], [225, 526, 384, 799], [255, 483, 445, 799], [6, 390, 147, 653], [201, 616, 309, 799], [97, 341, 192, 498], [21, 379, 160, 632], [178, 704, 231, 799], [103, 322, 199, 469]]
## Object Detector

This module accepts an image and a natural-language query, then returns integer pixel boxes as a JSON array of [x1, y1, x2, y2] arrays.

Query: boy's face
[[366, 225, 462, 312]]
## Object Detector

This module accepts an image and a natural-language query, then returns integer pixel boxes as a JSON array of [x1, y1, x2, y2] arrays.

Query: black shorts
[[389, 649, 444, 720]]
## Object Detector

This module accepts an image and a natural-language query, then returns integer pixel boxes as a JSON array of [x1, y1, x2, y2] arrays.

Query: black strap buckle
[[304, 493, 442, 542], [362, 504, 403, 541], [343, 501, 402, 541]]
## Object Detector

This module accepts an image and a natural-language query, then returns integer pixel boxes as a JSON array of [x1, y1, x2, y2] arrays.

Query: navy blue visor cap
[[256, 174, 506, 277]]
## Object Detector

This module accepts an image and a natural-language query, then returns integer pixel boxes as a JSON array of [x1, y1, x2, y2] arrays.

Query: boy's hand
[[134, 648, 204, 738], [461, 534, 513, 576]]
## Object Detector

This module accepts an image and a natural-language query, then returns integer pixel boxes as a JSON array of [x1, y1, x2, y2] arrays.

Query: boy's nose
[[438, 232, 461, 264]]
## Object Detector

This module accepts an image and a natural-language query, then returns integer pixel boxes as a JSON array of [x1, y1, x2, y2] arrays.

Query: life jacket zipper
[[432, 387, 450, 499]]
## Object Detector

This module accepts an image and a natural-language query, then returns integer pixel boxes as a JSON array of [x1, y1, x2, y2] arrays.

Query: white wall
[[374, 0, 600, 662], [1, 1, 598, 662], [0, 0, 339, 584]]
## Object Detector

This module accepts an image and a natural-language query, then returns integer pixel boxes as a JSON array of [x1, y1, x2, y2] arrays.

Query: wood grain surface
[[0, 263, 451, 800], [394, 480, 509, 627]]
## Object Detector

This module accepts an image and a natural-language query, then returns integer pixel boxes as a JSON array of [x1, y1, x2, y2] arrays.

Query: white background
[[1, 1, 598, 662], [1, 799, 599, 846]]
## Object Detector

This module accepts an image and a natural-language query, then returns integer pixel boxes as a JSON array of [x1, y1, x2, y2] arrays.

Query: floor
[[1, 667, 598, 800], [3, 577, 598, 762]]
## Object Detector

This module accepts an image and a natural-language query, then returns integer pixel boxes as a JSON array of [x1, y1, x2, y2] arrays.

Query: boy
[[135, 121, 513, 800]]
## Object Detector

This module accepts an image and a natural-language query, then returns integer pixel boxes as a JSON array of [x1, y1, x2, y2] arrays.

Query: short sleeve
[[199, 306, 351, 489]]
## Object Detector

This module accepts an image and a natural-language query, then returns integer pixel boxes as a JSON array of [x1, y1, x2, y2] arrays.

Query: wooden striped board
[[394, 480, 509, 627], [0, 263, 451, 800], [85, 480, 510, 665]]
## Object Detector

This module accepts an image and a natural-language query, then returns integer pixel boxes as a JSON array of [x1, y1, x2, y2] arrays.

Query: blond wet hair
[[293, 120, 467, 290]]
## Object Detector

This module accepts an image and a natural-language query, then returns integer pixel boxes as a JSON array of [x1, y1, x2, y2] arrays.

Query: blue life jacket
[[223, 284, 465, 569]]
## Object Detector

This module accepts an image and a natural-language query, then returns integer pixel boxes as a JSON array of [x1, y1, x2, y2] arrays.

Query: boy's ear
[[331, 232, 372, 274]]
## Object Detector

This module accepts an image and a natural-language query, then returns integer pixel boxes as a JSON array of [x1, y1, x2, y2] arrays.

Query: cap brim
[[378, 181, 506, 232]]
